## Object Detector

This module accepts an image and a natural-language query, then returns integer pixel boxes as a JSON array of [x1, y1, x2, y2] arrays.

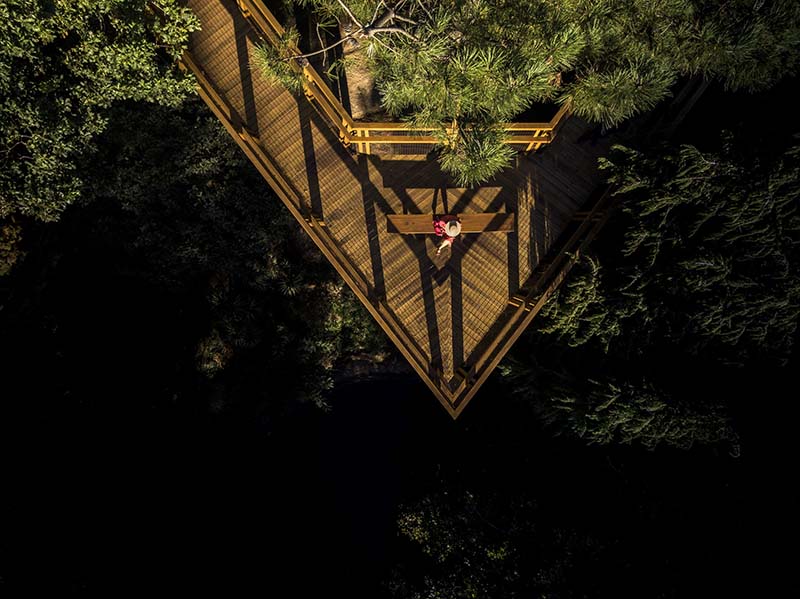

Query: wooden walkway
[[183, 0, 612, 417]]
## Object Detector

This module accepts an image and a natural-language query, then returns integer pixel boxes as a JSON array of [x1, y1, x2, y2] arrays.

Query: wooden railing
[[180, 48, 457, 410], [447, 185, 618, 414], [237, 0, 569, 155], [187, 0, 600, 416]]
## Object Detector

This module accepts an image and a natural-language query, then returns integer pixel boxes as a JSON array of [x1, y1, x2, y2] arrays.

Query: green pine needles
[[251, 0, 800, 185], [436, 125, 516, 187], [502, 131, 798, 451], [601, 138, 800, 365], [565, 59, 677, 128], [251, 28, 306, 94], [544, 376, 739, 451], [533, 134, 800, 366]]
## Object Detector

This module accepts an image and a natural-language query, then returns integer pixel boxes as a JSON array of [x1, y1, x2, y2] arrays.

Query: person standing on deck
[[433, 217, 462, 256]]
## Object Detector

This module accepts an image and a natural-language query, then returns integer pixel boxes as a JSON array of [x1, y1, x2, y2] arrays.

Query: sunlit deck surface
[[184, 0, 612, 416]]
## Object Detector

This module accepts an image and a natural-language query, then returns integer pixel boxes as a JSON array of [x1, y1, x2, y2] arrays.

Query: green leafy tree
[[391, 489, 606, 599], [0, 0, 199, 226], [599, 137, 800, 365], [258, 0, 800, 184], [541, 375, 738, 451], [86, 99, 387, 410]]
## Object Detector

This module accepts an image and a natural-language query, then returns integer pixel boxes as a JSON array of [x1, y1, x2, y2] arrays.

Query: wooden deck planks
[[185, 0, 611, 411]]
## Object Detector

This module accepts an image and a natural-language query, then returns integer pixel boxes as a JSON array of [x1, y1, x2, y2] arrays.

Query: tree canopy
[[83, 98, 388, 409], [0, 0, 199, 225], [503, 130, 799, 451], [259, 0, 800, 185], [392, 489, 606, 599], [546, 136, 800, 365], [0, 9, 780, 594]]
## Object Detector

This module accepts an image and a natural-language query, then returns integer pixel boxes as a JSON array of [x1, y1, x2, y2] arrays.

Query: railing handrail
[[239, 0, 569, 150], [450, 185, 616, 414], [182, 47, 448, 407]]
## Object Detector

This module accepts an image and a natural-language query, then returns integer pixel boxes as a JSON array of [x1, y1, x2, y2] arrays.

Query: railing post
[[362, 129, 370, 155]]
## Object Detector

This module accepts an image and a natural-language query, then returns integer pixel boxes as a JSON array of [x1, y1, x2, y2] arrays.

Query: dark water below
[[4, 348, 787, 596]]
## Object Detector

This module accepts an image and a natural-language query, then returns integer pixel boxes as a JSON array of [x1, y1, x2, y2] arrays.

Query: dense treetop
[[0, 8, 790, 593], [259, 0, 800, 184], [549, 137, 800, 365], [0, 0, 198, 223], [502, 132, 799, 451]]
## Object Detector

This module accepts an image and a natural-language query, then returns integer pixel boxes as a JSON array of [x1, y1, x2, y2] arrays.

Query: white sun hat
[[445, 220, 462, 237]]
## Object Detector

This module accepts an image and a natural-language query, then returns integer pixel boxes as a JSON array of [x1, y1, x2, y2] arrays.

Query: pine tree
[[528, 133, 800, 365], [256, 1, 800, 184], [542, 375, 739, 451], [537, 255, 636, 351], [599, 136, 800, 365], [503, 131, 797, 450]]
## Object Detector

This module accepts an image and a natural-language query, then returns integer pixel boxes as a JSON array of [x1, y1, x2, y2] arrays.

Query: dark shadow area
[[450, 245, 464, 369], [298, 101, 324, 218], [417, 240, 442, 375], [506, 192, 520, 296], [524, 169, 548, 270], [431, 184, 449, 214], [515, 101, 561, 123], [395, 186, 424, 216], [374, 156, 455, 189], [447, 187, 480, 215], [293, 1, 355, 115], [229, 5, 260, 134], [359, 155, 386, 300]]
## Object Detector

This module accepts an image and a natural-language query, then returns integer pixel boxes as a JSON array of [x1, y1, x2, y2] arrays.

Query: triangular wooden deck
[[183, 0, 612, 417]]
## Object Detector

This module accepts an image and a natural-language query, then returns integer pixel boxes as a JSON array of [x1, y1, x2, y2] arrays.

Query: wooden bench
[[387, 213, 516, 234]]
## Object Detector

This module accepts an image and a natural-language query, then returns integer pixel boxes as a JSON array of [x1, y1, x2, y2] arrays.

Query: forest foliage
[[504, 133, 799, 452], [1, 0, 795, 441], [0, 7, 788, 595], [545, 137, 800, 364], [84, 99, 389, 409], [0, 0, 198, 253], [391, 489, 604, 599], [1, 96, 388, 425], [258, 0, 800, 184]]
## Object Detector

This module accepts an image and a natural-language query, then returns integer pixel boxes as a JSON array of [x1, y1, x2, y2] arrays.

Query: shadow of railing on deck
[[357, 155, 386, 302], [370, 158, 527, 383], [228, 3, 260, 134], [287, 94, 448, 369], [418, 244, 443, 376], [506, 188, 520, 298], [298, 101, 324, 220]]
